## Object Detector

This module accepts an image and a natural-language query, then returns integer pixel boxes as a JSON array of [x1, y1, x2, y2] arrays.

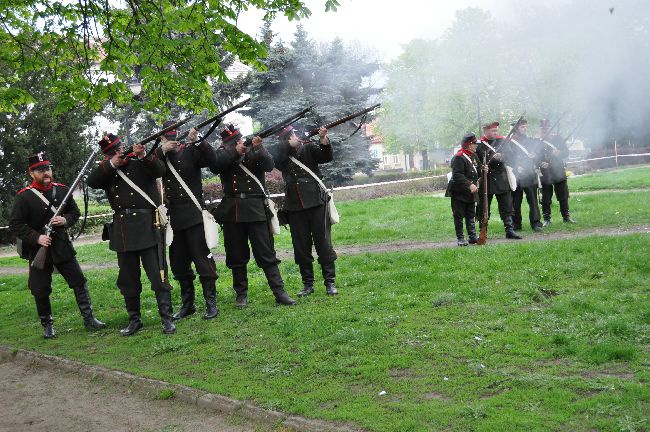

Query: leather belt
[[225, 193, 265, 199], [116, 208, 154, 215]]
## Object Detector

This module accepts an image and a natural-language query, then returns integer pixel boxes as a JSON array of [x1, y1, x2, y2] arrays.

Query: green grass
[[568, 165, 650, 191], [0, 235, 648, 431]]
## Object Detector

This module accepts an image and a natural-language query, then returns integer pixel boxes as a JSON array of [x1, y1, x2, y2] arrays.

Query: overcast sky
[[237, 0, 515, 61]]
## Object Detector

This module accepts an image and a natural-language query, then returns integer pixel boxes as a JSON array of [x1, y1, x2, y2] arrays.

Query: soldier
[[476, 122, 521, 239], [445, 133, 480, 246], [155, 122, 220, 321], [211, 124, 296, 307], [87, 134, 176, 336], [507, 119, 544, 232], [9, 152, 106, 339], [539, 118, 575, 226], [273, 125, 338, 296]]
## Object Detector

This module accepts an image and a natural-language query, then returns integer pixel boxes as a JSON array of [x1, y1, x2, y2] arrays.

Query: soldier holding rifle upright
[[445, 133, 480, 246], [476, 122, 521, 240], [87, 134, 176, 336], [211, 125, 297, 308], [273, 125, 338, 297], [539, 118, 575, 226], [9, 152, 106, 339]]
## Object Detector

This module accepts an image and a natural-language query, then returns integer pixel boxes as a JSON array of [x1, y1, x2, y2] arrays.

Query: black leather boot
[[155, 291, 176, 334], [40, 315, 56, 339], [172, 279, 196, 321], [263, 265, 297, 305], [120, 296, 143, 336], [232, 267, 249, 308], [321, 262, 338, 296], [73, 283, 107, 329], [201, 280, 219, 319], [35, 296, 55, 339], [297, 262, 315, 297], [504, 216, 522, 240], [453, 216, 466, 246], [560, 200, 574, 223], [466, 217, 478, 244]]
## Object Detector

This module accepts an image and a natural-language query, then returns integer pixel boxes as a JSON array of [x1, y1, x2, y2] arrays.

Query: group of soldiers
[[446, 118, 575, 246], [9, 122, 338, 338]]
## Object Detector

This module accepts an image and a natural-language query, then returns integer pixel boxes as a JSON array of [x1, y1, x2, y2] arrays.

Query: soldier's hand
[[37, 235, 52, 247], [133, 143, 146, 158], [235, 141, 247, 155], [493, 153, 503, 162], [540, 161, 550, 169], [188, 128, 199, 142], [251, 136, 263, 148], [161, 140, 179, 154], [318, 127, 330, 144], [470, 184, 478, 193], [110, 153, 128, 168], [50, 216, 66, 227]]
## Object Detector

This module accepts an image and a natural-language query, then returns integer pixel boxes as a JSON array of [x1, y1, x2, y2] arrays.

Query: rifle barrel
[[256, 106, 314, 139], [304, 104, 381, 138], [122, 117, 193, 155], [192, 98, 252, 131]]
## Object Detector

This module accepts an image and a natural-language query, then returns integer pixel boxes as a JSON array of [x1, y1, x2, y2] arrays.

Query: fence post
[[614, 140, 619, 169]]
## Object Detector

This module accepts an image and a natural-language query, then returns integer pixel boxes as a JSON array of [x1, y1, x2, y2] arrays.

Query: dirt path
[[0, 360, 259, 432], [1, 224, 648, 276]]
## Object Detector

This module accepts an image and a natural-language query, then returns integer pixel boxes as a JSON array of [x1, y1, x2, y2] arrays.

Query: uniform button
[[115, 195, 119, 198], [130, 192, 134, 196]]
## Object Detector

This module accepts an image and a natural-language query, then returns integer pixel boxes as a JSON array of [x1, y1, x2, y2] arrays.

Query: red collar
[[457, 148, 474, 157], [29, 180, 53, 192]]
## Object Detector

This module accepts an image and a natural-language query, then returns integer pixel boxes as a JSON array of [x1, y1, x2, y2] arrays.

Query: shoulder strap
[[483, 141, 497, 153], [116, 169, 157, 208], [461, 154, 477, 174], [288, 156, 329, 192], [510, 139, 532, 157], [238, 163, 268, 196], [542, 139, 558, 151], [165, 160, 203, 212], [30, 188, 58, 213]]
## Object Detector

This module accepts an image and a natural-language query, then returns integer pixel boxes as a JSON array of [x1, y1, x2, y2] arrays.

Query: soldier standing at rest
[[539, 118, 575, 226], [87, 134, 176, 336], [476, 122, 521, 240], [507, 118, 544, 232], [155, 122, 220, 320], [211, 124, 296, 307], [445, 133, 480, 246], [9, 152, 106, 339], [273, 125, 338, 297]]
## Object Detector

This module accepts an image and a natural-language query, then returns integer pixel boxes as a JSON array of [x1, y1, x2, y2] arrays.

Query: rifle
[[243, 105, 314, 146], [488, 112, 526, 163], [540, 111, 568, 143], [302, 104, 381, 138], [121, 117, 193, 157], [477, 151, 489, 245], [561, 112, 589, 145], [178, 98, 251, 141], [31, 147, 102, 270]]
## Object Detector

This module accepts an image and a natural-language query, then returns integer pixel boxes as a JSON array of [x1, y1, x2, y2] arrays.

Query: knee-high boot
[[35, 296, 55, 339], [120, 295, 143, 336], [232, 267, 249, 308], [321, 261, 338, 295], [172, 279, 196, 321], [155, 290, 176, 334], [466, 217, 478, 244], [454, 216, 468, 246], [201, 279, 219, 319], [263, 265, 296, 306], [297, 262, 315, 297], [72, 283, 106, 329]]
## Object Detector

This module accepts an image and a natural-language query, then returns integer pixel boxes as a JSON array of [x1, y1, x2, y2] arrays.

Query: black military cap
[[98, 133, 122, 154], [28, 151, 52, 171], [461, 132, 477, 147], [220, 124, 242, 143], [162, 120, 179, 139]]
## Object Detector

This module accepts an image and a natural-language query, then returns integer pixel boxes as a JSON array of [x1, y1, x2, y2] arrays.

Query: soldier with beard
[[211, 125, 297, 308], [155, 122, 221, 321], [445, 133, 480, 246], [9, 152, 106, 338], [87, 134, 176, 336], [476, 122, 521, 239], [539, 118, 575, 226], [507, 119, 544, 232], [273, 125, 338, 296]]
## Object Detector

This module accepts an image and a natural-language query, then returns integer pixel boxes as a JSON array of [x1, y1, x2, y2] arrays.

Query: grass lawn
[[0, 234, 648, 431], [568, 165, 650, 191]]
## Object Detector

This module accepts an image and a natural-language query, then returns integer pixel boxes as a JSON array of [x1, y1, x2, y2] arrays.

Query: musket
[[31, 146, 102, 270], [540, 111, 568, 143], [488, 112, 526, 163], [477, 151, 489, 245], [302, 104, 381, 138], [242, 105, 314, 146], [121, 117, 193, 157], [561, 112, 589, 145], [178, 98, 251, 140]]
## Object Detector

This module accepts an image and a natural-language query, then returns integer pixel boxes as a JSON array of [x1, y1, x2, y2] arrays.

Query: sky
[[236, 0, 510, 61]]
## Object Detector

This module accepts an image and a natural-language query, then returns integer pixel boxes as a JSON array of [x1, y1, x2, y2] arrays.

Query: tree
[[0, 67, 96, 241], [1, 0, 340, 116], [245, 25, 380, 185]]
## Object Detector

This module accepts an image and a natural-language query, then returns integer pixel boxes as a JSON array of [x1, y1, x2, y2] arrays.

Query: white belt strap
[[483, 142, 497, 153], [461, 153, 477, 174], [30, 188, 58, 214], [166, 160, 203, 213], [510, 139, 532, 158], [116, 169, 157, 209], [289, 156, 330, 192], [238, 163, 269, 196], [542, 139, 558, 151]]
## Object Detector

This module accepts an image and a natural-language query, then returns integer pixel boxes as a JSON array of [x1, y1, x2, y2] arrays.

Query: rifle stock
[[121, 117, 193, 156], [242, 106, 314, 146], [477, 155, 489, 245], [31, 146, 102, 270], [303, 104, 381, 138]]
